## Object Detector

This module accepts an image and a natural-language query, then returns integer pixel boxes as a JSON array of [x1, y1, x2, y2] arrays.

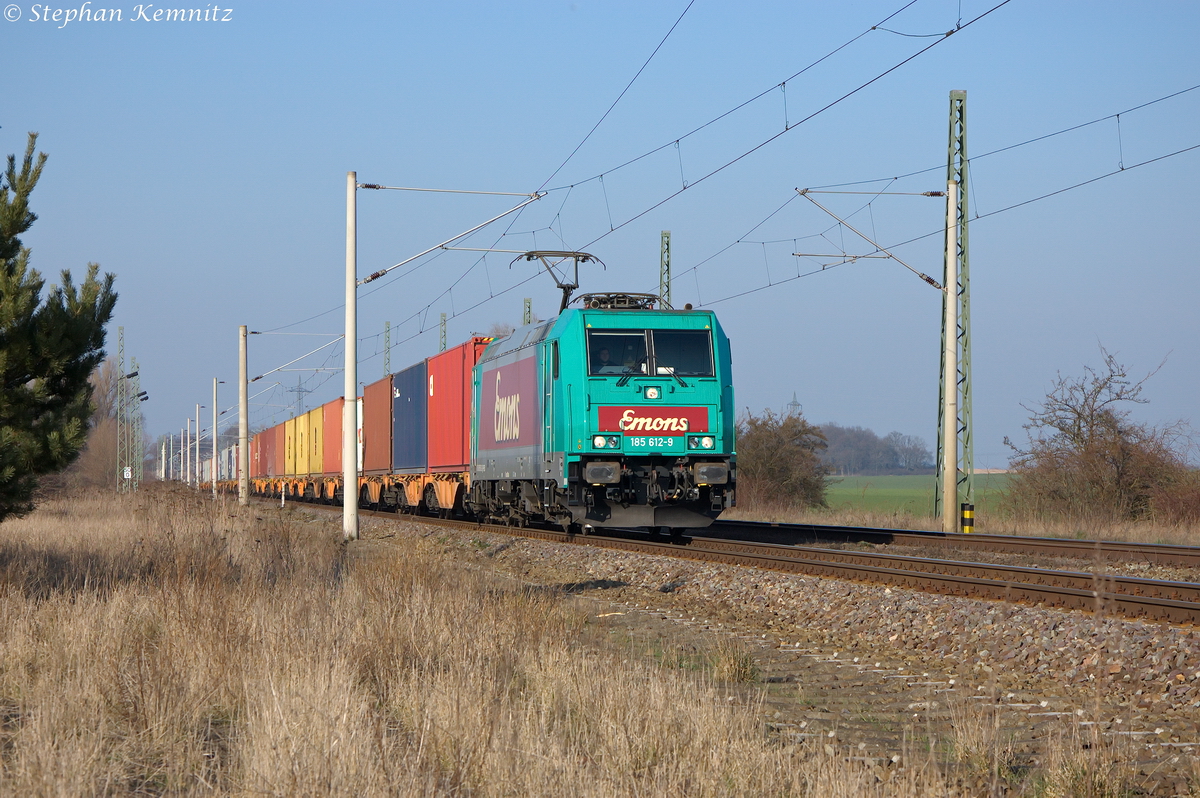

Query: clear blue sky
[[6, 0, 1198, 468]]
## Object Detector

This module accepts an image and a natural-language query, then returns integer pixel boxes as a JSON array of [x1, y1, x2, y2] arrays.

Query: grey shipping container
[[391, 361, 428, 473]]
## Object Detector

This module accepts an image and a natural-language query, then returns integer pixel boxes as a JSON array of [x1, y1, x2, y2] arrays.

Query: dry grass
[[942, 695, 1158, 798], [0, 485, 1173, 795], [0, 485, 973, 796]]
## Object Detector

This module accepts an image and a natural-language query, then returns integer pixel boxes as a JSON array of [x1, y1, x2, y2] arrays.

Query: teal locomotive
[[468, 287, 736, 531], [246, 252, 736, 533]]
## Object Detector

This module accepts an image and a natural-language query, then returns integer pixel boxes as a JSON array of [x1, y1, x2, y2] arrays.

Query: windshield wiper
[[617, 364, 688, 388], [659, 366, 688, 388]]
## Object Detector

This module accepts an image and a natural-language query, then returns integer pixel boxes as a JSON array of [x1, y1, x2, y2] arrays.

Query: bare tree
[[484, 309, 541, 341], [88, 356, 119, 424], [1005, 347, 1194, 522], [884, 431, 933, 471], [486, 321, 516, 338], [822, 423, 931, 474], [59, 356, 120, 490]]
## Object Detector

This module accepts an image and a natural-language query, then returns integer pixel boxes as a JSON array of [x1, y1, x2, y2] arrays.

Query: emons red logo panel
[[478, 358, 541, 451], [597, 406, 709, 435]]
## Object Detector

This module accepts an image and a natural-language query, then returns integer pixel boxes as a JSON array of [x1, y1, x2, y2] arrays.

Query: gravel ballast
[[344, 511, 1200, 791]]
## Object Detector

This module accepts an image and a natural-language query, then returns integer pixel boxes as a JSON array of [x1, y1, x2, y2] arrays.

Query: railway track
[[701, 518, 1200, 567], [275, 500, 1200, 624]]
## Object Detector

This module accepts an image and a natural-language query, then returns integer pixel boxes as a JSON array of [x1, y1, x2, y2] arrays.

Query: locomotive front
[[469, 293, 735, 531]]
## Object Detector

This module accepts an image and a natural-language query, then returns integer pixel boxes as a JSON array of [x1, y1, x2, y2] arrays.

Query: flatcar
[[239, 266, 736, 531]]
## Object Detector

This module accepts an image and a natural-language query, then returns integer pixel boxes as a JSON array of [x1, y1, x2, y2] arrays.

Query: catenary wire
[[244, 1, 944, 359], [538, 0, 696, 192], [660, 85, 1200, 298], [578, 0, 1014, 250], [806, 83, 1200, 191], [688, 140, 1200, 308], [545, 0, 924, 193]]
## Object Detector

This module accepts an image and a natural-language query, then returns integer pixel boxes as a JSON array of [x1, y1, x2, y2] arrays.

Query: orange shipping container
[[250, 435, 261, 479], [271, 423, 285, 477], [361, 375, 393, 474], [322, 397, 344, 476]]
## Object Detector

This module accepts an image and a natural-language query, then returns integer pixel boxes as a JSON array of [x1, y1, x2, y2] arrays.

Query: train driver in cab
[[593, 347, 623, 374]]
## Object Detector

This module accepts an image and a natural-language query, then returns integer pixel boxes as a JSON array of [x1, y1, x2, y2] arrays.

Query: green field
[[823, 473, 1013, 517]]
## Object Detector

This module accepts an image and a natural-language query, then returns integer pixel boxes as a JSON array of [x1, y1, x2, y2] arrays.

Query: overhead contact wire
[[548, 0, 923, 193], [697, 141, 1200, 308], [809, 83, 1200, 191], [538, 0, 696, 191], [583, 0, 1015, 249], [250, 0, 929, 347]]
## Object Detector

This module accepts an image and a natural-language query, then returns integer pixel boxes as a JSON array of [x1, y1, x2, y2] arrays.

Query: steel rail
[[281, 501, 1200, 625], [702, 519, 1200, 568], [572, 532, 1200, 625]]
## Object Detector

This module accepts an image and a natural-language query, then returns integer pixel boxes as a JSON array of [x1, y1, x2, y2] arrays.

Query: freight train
[[240, 278, 736, 531]]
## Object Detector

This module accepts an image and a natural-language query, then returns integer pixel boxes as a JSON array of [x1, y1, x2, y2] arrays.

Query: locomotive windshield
[[587, 329, 714, 377], [588, 331, 647, 375], [652, 330, 714, 377]]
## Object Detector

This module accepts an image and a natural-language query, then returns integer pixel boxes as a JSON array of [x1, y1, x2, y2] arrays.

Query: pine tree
[[0, 133, 117, 520]]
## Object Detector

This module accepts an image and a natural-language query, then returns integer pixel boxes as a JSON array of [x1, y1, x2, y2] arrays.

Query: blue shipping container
[[391, 361, 428, 473]]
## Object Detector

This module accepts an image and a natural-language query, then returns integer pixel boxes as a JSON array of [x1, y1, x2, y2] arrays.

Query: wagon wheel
[[423, 484, 448, 518]]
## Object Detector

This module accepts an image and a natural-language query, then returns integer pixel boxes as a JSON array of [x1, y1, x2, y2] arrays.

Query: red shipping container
[[427, 337, 491, 472], [362, 375, 393, 474], [322, 397, 344, 476], [257, 425, 274, 478]]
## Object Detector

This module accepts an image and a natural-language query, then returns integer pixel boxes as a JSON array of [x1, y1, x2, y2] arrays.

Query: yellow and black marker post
[[960, 503, 975, 533]]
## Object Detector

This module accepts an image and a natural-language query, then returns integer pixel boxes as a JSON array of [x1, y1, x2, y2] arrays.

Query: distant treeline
[[818, 423, 933, 476]]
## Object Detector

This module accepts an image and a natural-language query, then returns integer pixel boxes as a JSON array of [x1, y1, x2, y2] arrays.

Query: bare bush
[[1004, 348, 1197, 524], [736, 408, 830, 511]]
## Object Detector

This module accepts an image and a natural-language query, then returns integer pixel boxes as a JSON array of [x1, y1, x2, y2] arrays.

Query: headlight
[[644, 386, 660, 399], [688, 435, 716, 450], [584, 461, 621, 485], [593, 435, 620, 449], [693, 463, 729, 485], [593, 435, 607, 448]]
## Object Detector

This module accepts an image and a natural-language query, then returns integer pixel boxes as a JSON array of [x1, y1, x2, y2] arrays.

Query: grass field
[[0, 486, 1159, 794], [0, 487, 957, 795], [732, 473, 1200, 545], [823, 473, 1013, 518]]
